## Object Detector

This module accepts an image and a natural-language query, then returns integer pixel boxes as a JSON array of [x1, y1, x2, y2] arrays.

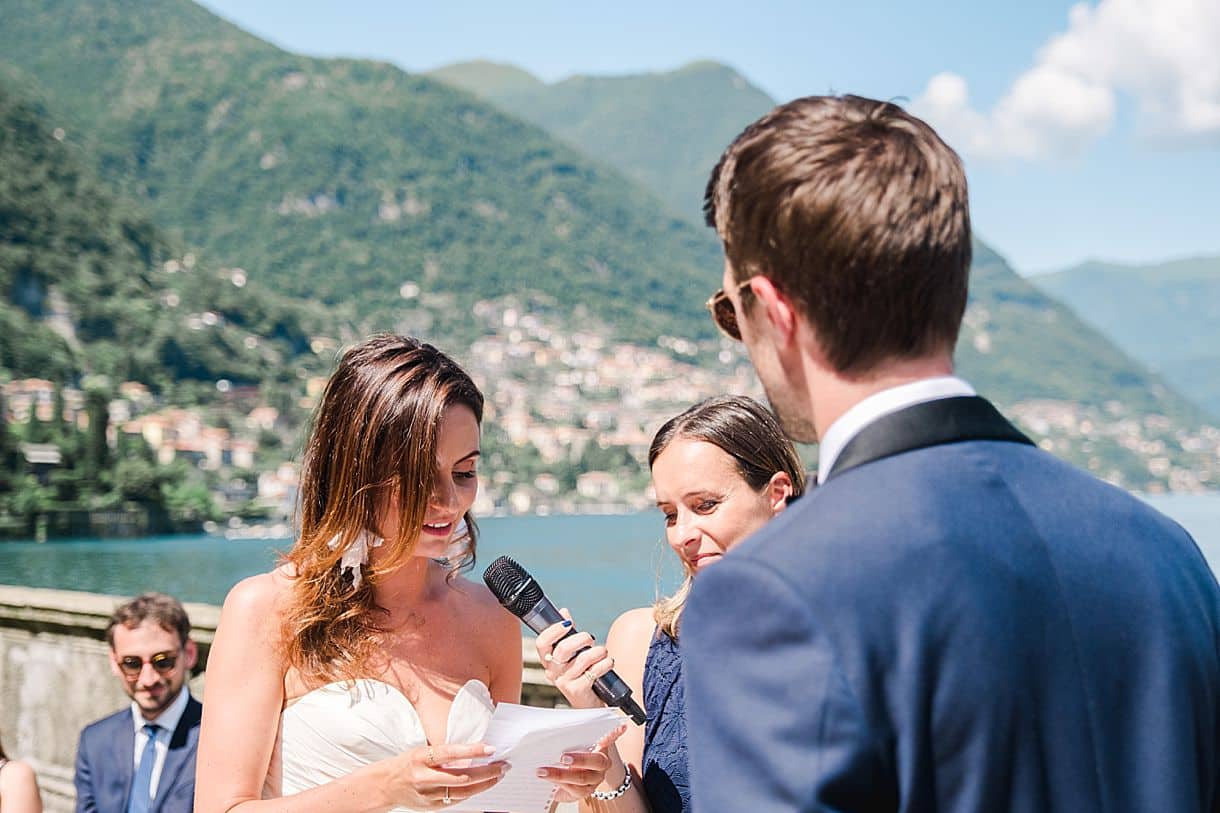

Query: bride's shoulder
[[220, 569, 292, 624]]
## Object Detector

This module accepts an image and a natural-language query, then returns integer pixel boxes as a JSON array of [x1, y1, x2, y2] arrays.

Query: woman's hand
[[534, 610, 618, 709], [379, 743, 507, 810], [538, 725, 628, 803]]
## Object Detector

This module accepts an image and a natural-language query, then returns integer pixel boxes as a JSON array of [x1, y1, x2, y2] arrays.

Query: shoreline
[[2, 490, 1218, 545]]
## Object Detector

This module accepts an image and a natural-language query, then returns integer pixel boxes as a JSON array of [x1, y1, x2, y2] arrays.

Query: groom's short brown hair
[[705, 95, 972, 375]]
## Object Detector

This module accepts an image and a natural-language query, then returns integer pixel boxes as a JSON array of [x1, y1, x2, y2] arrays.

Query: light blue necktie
[[127, 723, 160, 813]]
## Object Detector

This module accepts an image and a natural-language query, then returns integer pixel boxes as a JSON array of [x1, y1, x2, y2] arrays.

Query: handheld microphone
[[483, 555, 647, 725]]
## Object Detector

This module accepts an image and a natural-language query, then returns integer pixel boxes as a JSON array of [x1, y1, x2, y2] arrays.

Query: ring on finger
[[443, 786, 452, 805], [427, 746, 435, 766]]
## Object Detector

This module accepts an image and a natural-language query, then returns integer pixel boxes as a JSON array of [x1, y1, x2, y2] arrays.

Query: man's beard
[[742, 334, 819, 443], [132, 680, 183, 717], [761, 377, 818, 444]]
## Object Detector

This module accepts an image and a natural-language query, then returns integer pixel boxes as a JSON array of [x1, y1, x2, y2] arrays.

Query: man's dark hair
[[705, 94, 972, 375], [106, 592, 192, 649]]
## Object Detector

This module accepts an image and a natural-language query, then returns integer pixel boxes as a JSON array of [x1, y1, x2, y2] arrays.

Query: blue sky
[[201, 0, 1220, 275]]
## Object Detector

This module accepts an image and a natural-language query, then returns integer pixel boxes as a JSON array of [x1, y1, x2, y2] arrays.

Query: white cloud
[[912, 0, 1220, 160]]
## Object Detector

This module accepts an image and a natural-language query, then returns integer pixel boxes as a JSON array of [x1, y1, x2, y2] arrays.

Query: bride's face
[[378, 403, 481, 559]]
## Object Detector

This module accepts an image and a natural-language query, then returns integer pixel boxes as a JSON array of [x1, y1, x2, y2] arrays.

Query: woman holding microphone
[[536, 396, 807, 812]]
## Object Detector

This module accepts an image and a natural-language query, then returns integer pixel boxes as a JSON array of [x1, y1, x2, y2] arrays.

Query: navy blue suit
[[683, 398, 1220, 812], [74, 695, 201, 813]]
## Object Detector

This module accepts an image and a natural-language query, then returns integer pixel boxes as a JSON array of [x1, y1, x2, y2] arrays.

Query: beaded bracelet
[[590, 768, 632, 801]]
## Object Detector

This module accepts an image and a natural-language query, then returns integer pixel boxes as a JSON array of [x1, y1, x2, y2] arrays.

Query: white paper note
[[447, 703, 625, 813]]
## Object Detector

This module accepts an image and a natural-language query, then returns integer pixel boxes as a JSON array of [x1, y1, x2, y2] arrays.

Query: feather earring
[[326, 529, 384, 589]]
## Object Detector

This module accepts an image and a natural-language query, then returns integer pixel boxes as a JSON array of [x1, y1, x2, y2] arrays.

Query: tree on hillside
[[52, 384, 67, 438], [83, 388, 109, 481], [0, 390, 13, 477]]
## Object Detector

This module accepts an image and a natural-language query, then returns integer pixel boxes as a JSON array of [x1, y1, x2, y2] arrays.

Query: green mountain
[[0, 0, 722, 346], [427, 58, 1202, 420], [429, 60, 547, 98], [0, 74, 327, 391], [1036, 257, 1220, 419], [429, 59, 777, 225], [0, 0, 1212, 492], [954, 242, 1192, 415]]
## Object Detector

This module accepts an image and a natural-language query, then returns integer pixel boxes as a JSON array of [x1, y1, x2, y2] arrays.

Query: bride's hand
[[535, 610, 616, 709], [538, 725, 628, 803], [382, 742, 507, 810]]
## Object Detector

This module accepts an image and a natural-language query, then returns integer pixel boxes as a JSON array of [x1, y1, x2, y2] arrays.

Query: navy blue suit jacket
[[74, 695, 201, 813], [684, 406, 1220, 812]]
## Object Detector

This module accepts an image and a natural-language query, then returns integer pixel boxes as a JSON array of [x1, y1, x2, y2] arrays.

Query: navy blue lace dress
[[640, 629, 689, 812]]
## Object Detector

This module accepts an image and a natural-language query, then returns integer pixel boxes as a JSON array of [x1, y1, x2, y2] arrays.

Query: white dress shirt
[[817, 376, 976, 484], [129, 686, 191, 797]]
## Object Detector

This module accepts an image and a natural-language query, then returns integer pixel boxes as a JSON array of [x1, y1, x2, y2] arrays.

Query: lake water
[[1, 493, 1217, 639], [0, 513, 683, 639]]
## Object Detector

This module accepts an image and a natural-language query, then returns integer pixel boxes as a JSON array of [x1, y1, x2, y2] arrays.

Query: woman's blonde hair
[[281, 335, 484, 685], [649, 396, 806, 638]]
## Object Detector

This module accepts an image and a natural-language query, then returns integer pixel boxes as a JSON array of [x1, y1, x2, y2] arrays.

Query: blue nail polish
[[561, 620, 573, 628]]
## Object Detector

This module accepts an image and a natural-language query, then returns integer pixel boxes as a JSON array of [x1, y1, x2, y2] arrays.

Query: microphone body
[[484, 556, 647, 725]]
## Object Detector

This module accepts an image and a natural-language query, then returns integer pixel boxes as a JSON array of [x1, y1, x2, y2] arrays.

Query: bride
[[196, 335, 618, 812]]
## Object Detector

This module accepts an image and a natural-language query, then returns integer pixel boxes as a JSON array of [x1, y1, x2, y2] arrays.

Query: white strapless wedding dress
[[264, 678, 494, 812]]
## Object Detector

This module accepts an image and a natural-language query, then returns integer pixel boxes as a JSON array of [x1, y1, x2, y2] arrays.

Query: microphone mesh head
[[483, 555, 545, 618]]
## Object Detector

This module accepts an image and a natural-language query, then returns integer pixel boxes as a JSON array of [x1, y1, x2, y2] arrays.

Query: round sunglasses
[[704, 279, 755, 341], [117, 650, 180, 677]]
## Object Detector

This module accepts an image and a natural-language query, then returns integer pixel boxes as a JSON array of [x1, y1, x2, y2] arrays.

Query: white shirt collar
[[130, 682, 191, 735], [816, 376, 976, 483]]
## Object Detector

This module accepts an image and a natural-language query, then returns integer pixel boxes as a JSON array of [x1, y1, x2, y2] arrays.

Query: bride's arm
[[195, 574, 506, 813], [194, 573, 291, 813]]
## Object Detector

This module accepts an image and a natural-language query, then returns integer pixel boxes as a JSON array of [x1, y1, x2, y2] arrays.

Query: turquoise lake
[[1, 494, 1217, 639]]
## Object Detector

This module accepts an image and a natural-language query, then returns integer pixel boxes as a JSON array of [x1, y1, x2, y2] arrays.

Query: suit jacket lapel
[[826, 396, 1033, 482], [112, 711, 137, 808], [150, 696, 202, 812]]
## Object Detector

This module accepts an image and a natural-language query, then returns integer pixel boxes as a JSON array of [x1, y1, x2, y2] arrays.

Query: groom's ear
[[748, 276, 799, 349]]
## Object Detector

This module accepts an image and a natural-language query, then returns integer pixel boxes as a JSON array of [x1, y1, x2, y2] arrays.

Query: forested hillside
[[430, 59, 776, 225], [0, 75, 327, 393], [1037, 257, 1220, 419], [1, 0, 1214, 494], [0, 0, 722, 345], [429, 58, 1205, 422]]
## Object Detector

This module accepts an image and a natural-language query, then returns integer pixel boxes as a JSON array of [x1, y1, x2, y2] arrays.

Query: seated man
[[75, 593, 201, 813]]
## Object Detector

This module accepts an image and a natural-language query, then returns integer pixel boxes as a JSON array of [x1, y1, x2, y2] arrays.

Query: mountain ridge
[[1036, 255, 1220, 419], [0, 75, 329, 392], [0, 0, 725, 345], [424, 55, 1207, 424], [0, 0, 1215, 492], [429, 58, 777, 225]]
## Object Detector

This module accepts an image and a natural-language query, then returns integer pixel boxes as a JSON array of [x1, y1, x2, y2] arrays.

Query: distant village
[[3, 296, 1217, 539]]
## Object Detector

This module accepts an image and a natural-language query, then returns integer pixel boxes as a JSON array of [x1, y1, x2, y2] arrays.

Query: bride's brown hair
[[281, 335, 484, 684]]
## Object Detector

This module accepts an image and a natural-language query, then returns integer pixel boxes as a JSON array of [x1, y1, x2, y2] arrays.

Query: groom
[[682, 95, 1220, 811]]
